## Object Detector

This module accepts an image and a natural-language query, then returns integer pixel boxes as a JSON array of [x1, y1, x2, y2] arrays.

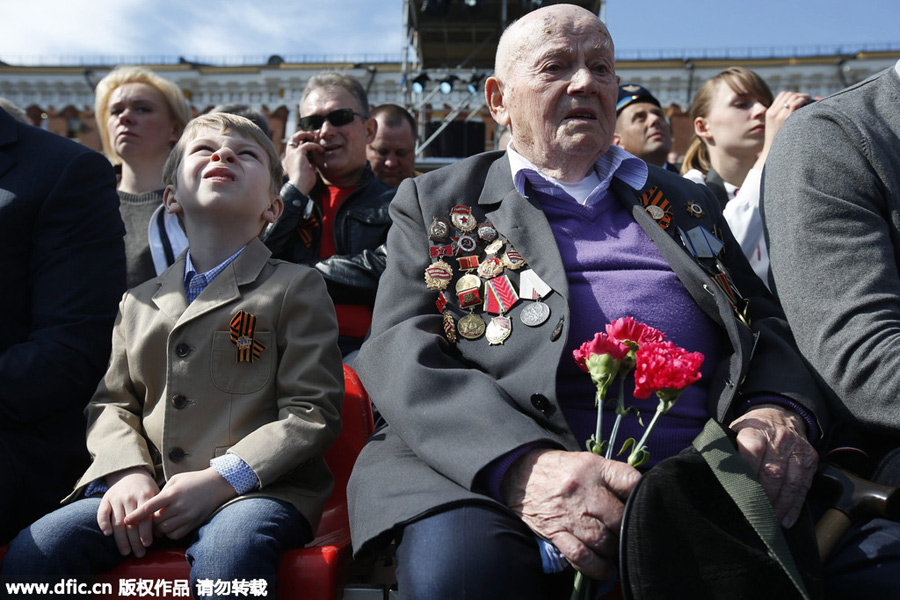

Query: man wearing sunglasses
[[264, 72, 395, 357]]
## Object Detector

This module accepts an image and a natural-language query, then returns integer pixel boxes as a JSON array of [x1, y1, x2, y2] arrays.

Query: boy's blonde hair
[[94, 66, 192, 165], [163, 113, 283, 196]]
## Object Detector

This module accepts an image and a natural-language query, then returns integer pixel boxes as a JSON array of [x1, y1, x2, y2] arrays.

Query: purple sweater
[[543, 190, 721, 466]]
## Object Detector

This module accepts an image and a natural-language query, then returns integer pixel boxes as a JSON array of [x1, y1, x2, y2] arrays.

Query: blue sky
[[0, 0, 896, 64]]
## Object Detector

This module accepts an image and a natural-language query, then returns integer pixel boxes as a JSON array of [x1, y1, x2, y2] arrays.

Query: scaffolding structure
[[401, 0, 604, 158]]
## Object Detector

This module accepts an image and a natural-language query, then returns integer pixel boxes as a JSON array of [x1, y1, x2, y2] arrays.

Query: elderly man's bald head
[[485, 3, 619, 181], [494, 4, 612, 81]]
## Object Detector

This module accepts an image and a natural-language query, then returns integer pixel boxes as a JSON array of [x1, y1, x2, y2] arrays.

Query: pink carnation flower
[[633, 340, 704, 400], [573, 332, 628, 372], [606, 316, 666, 348]]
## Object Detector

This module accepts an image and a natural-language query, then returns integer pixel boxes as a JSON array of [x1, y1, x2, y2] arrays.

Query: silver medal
[[520, 301, 550, 327]]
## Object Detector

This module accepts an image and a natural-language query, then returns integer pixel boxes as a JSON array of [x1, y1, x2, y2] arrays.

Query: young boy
[[1, 113, 344, 597]]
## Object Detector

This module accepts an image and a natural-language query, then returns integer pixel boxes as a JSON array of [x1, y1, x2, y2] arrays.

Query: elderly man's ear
[[485, 77, 510, 127]]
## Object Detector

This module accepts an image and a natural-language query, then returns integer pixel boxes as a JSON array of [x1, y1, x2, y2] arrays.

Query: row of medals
[[423, 205, 551, 345]]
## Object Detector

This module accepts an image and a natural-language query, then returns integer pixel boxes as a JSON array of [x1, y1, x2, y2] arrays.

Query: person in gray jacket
[[764, 60, 900, 598], [348, 5, 840, 599]]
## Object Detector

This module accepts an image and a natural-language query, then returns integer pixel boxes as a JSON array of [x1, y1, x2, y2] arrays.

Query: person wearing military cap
[[613, 83, 678, 172]]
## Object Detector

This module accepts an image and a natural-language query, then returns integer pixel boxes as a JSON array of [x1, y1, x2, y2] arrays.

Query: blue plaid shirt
[[184, 248, 260, 495]]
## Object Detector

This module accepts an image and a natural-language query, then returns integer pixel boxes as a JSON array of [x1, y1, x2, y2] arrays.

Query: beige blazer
[[69, 238, 344, 532]]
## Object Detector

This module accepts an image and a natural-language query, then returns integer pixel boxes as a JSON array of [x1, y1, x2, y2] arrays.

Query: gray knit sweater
[[118, 188, 164, 289]]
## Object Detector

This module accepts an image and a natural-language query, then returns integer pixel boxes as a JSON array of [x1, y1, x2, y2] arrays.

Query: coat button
[[531, 393, 551, 413], [175, 343, 191, 358], [171, 394, 188, 409], [168, 447, 186, 462]]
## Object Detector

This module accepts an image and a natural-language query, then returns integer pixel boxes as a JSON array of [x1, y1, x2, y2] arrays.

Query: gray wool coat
[[764, 63, 900, 454], [350, 151, 828, 556]]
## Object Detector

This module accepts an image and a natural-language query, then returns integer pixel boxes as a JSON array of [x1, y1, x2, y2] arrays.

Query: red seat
[[0, 364, 373, 600]]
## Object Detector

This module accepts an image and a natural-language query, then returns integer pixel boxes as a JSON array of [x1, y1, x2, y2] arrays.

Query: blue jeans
[[1, 496, 309, 599], [395, 503, 574, 600]]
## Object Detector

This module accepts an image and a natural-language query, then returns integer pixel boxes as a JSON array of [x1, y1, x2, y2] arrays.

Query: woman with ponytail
[[682, 67, 810, 286]]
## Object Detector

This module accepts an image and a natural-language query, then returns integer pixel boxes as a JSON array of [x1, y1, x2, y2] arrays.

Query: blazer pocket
[[210, 330, 274, 394]]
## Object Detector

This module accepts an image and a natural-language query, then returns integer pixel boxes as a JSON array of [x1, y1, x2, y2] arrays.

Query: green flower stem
[[605, 376, 627, 460], [571, 571, 596, 600], [592, 388, 603, 453], [627, 400, 665, 467], [571, 572, 584, 600]]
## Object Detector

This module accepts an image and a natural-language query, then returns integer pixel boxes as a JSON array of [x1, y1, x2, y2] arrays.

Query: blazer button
[[531, 393, 552, 414], [171, 394, 188, 409], [168, 447, 186, 463], [175, 343, 191, 358]]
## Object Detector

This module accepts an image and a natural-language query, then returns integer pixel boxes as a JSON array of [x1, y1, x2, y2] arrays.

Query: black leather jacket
[[262, 164, 395, 306]]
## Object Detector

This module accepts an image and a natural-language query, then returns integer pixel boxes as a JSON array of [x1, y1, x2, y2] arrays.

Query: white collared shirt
[[506, 143, 648, 206]]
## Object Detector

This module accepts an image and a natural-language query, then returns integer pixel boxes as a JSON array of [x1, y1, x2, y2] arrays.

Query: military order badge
[[477, 222, 498, 242], [450, 205, 477, 232], [429, 217, 451, 242], [485, 315, 512, 345], [686, 200, 705, 218], [425, 259, 453, 291], [230, 311, 266, 363]]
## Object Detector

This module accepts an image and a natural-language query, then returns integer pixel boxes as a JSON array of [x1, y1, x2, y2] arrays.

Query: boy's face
[[164, 127, 281, 229]]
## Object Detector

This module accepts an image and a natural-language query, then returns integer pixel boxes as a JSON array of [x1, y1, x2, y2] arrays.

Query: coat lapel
[[153, 238, 272, 327], [477, 158, 570, 302], [152, 258, 190, 323], [610, 177, 724, 327]]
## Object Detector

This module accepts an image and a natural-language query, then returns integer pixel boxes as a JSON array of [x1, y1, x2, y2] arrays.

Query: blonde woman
[[95, 66, 191, 287], [682, 67, 810, 285]]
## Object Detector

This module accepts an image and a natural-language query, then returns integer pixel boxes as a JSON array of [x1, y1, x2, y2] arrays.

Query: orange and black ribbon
[[640, 186, 673, 230], [296, 218, 320, 249], [230, 311, 266, 363]]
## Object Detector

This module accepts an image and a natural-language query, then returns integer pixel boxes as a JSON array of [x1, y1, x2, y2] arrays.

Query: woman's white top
[[683, 168, 769, 288]]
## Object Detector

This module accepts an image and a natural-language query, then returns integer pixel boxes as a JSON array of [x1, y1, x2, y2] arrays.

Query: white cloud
[[0, 0, 403, 62], [0, 0, 149, 58]]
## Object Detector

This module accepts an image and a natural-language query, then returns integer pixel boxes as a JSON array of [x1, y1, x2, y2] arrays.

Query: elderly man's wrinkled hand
[[500, 449, 641, 580], [729, 405, 818, 528]]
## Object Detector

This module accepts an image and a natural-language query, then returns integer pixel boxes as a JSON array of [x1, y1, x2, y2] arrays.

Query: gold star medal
[[450, 205, 477, 232]]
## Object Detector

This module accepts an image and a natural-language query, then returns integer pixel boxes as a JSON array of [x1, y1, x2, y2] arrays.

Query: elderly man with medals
[[347, 5, 845, 599]]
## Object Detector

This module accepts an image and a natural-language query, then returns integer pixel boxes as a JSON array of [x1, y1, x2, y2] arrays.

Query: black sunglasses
[[298, 108, 367, 131]]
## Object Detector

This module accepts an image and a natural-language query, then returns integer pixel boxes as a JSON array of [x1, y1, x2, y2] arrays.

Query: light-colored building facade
[[1, 48, 897, 162]]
